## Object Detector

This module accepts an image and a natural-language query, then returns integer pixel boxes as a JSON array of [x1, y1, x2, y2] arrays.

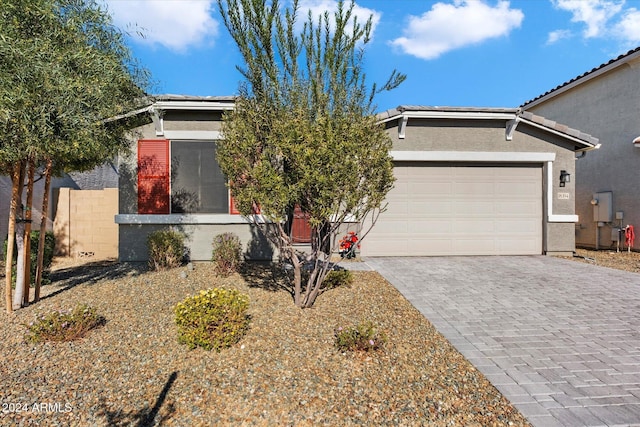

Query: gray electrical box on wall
[[592, 191, 613, 222]]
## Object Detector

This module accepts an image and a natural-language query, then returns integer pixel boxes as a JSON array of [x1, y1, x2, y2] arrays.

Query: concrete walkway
[[364, 256, 640, 427]]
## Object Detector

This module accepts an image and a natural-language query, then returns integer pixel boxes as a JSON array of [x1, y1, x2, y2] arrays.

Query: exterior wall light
[[559, 170, 570, 187]]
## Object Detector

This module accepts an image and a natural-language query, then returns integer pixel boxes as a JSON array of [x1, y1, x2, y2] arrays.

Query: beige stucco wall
[[54, 188, 118, 259], [527, 60, 640, 250]]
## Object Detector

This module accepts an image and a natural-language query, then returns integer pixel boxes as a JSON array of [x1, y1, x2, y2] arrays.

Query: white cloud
[[389, 1, 524, 60], [547, 29, 573, 44], [297, 0, 381, 37], [551, 0, 623, 38], [104, 0, 219, 53], [614, 8, 640, 42]]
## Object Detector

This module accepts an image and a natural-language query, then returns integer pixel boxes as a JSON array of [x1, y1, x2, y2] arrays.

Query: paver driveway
[[365, 256, 640, 427]]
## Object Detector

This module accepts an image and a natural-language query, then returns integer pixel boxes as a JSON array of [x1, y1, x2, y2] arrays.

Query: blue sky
[[103, 0, 640, 112]]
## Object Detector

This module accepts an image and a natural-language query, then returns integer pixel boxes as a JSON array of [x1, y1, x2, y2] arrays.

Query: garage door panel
[[410, 238, 453, 253], [453, 238, 496, 254], [363, 164, 542, 256], [409, 220, 453, 233], [408, 182, 452, 194], [495, 201, 539, 215], [495, 219, 540, 233], [371, 220, 409, 234], [409, 201, 453, 215], [496, 182, 540, 196], [454, 181, 496, 195], [454, 201, 496, 215], [454, 218, 496, 233], [497, 238, 539, 253]]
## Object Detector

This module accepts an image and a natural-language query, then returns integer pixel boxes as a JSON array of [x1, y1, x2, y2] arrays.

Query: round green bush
[[174, 288, 250, 351]]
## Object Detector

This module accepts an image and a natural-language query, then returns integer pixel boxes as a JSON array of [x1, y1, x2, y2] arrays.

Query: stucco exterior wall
[[385, 117, 579, 255], [118, 223, 274, 263], [527, 60, 640, 250]]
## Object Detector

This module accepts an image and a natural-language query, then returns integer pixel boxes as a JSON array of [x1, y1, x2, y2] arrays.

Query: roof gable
[[378, 105, 599, 151], [522, 47, 640, 109]]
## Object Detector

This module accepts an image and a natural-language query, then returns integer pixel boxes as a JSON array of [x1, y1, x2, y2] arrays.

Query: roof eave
[[523, 48, 640, 109], [152, 100, 236, 111], [519, 117, 599, 152]]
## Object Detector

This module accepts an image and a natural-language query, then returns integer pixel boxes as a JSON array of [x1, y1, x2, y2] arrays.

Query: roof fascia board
[[102, 105, 152, 124], [163, 130, 222, 140], [390, 150, 556, 162], [153, 100, 236, 111], [519, 117, 597, 150], [400, 110, 515, 120]]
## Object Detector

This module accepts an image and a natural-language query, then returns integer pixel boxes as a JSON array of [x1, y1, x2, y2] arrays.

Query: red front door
[[291, 205, 312, 243]]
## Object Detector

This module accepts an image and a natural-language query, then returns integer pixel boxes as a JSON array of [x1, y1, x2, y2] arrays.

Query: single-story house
[[522, 47, 640, 251], [115, 95, 598, 261]]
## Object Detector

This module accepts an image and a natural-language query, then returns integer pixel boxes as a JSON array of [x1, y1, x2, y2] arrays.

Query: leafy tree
[[216, 0, 405, 308], [0, 0, 149, 312]]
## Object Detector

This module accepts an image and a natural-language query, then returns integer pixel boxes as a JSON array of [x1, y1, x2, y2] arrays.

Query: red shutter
[[291, 205, 312, 243], [229, 192, 240, 214], [138, 139, 170, 214]]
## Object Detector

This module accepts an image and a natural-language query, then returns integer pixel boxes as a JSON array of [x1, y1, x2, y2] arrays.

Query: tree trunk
[[276, 222, 304, 307], [35, 158, 53, 302], [5, 164, 23, 313], [21, 159, 35, 306], [13, 220, 25, 309]]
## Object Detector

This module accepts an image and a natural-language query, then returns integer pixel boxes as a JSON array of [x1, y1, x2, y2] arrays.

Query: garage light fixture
[[559, 170, 570, 187]]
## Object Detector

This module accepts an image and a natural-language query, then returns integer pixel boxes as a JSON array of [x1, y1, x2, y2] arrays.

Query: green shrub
[[334, 321, 387, 352], [147, 229, 185, 271], [212, 233, 242, 277], [25, 303, 105, 343], [323, 270, 353, 289], [174, 288, 250, 351], [4, 231, 55, 286]]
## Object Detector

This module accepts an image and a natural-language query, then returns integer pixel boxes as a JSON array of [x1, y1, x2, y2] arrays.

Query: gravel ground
[[0, 258, 530, 426], [570, 247, 640, 273]]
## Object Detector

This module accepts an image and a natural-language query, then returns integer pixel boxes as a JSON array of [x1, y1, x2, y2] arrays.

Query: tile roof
[[519, 111, 599, 146], [521, 46, 640, 107], [153, 94, 236, 102], [378, 105, 599, 148]]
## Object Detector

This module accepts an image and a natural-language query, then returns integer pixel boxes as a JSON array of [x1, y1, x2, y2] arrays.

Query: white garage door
[[362, 164, 542, 256]]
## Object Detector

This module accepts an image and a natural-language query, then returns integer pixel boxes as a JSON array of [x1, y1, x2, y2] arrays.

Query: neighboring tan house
[[0, 165, 120, 259], [522, 47, 640, 251], [115, 96, 597, 261]]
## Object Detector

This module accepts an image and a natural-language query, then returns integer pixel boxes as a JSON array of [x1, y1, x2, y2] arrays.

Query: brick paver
[[364, 256, 640, 427]]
